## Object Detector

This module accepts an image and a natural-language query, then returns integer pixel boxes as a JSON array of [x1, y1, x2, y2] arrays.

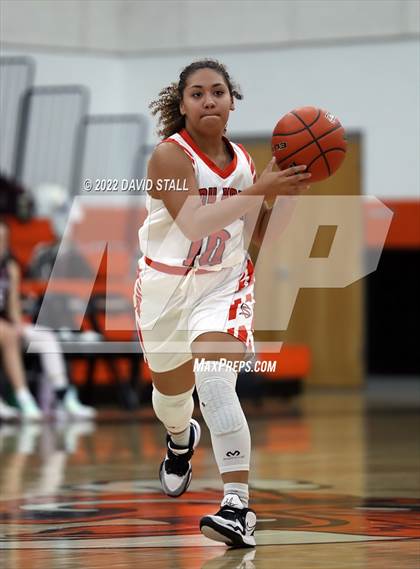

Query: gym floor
[[0, 384, 419, 569]]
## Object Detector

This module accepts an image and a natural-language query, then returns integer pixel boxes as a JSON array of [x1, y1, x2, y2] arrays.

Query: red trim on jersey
[[179, 129, 237, 179], [224, 257, 255, 349], [144, 256, 212, 275], [160, 138, 196, 164], [236, 326, 249, 345], [236, 143, 252, 165], [235, 258, 255, 292], [134, 267, 147, 357], [236, 143, 257, 183], [225, 325, 249, 346], [229, 298, 242, 321]]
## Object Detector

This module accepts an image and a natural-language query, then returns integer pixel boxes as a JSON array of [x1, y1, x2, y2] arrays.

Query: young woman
[[134, 59, 311, 548], [0, 219, 96, 422]]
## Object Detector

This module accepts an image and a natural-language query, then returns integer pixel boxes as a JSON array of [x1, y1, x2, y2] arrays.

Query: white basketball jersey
[[138, 128, 256, 269]]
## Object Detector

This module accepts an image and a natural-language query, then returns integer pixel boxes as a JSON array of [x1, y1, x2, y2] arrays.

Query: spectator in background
[[0, 306, 41, 420], [0, 218, 96, 421], [0, 174, 34, 221], [25, 187, 104, 340]]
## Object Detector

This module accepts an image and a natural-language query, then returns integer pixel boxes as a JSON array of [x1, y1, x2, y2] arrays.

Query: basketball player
[[0, 219, 96, 421], [134, 60, 311, 547]]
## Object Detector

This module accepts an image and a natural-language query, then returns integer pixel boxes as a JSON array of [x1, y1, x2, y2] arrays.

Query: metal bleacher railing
[[0, 56, 35, 178], [73, 113, 149, 196], [14, 85, 89, 194], [1, 57, 152, 407]]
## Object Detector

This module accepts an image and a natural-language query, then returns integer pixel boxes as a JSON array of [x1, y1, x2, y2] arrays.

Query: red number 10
[[183, 229, 231, 267]]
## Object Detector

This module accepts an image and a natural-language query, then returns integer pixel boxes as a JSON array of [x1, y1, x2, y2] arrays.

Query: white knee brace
[[195, 361, 250, 473], [152, 386, 194, 434]]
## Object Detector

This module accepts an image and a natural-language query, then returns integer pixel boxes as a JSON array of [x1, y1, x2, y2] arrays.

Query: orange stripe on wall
[[383, 199, 420, 248], [366, 199, 420, 248]]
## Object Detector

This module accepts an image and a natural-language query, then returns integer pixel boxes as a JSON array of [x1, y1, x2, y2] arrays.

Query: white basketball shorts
[[133, 254, 255, 373]]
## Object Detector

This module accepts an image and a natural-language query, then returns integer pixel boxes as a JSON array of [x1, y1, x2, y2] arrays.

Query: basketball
[[271, 106, 347, 182]]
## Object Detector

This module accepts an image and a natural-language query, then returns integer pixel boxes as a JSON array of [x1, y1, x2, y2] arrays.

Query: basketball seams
[[290, 110, 331, 176], [273, 124, 307, 136], [272, 106, 347, 182], [305, 147, 347, 172], [274, 123, 343, 169], [272, 108, 321, 137]]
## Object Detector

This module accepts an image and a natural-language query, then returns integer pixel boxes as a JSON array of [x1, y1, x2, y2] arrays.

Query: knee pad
[[195, 361, 250, 473], [195, 362, 244, 436], [152, 386, 194, 434]]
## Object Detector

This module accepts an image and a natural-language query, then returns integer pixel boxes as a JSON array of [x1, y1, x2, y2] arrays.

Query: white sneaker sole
[[200, 517, 256, 548]]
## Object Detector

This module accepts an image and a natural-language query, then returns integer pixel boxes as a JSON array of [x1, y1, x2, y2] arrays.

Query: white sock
[[224, 482, 249, 507], [170, 425, 190, 448]]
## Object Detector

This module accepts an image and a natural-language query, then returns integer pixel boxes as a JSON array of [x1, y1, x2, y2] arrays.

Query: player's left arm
[[245, 200, 273, 248], [244, 155, 310, 247], [243, 152, 273, 248]]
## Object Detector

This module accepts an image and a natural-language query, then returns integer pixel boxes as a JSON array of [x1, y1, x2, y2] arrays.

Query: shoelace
[[217, 505, 243, 520]]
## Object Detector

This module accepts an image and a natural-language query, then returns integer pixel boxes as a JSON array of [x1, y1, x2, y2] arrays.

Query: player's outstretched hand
[[257, 157, 312, 197]]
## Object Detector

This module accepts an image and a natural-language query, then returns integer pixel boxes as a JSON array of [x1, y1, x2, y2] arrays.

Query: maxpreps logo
[[194, 358, 276, 374]]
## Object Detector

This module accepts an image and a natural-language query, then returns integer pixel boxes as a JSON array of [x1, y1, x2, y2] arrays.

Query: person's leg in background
[[21, 324, 96, 420], [0, 319, 42, 420]]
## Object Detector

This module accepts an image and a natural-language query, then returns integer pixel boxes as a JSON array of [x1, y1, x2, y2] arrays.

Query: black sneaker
[[159, 418, 201, 497], [200, 493, 257, 548]]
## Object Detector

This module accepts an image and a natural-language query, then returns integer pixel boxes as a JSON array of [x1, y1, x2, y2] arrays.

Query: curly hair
[[149, 59, 243, 139]]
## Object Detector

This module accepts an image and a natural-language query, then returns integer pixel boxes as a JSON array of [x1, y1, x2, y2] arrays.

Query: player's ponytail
[[149, 59, 243, 139]]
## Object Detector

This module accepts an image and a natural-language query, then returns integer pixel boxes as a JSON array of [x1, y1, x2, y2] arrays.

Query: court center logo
[[1, 480, 419, 549]]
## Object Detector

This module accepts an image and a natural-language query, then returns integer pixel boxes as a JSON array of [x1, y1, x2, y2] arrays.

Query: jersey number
[[183, 229, 231, 267]]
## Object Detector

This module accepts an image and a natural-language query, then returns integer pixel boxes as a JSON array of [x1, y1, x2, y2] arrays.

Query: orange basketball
[[271, 106, 347, 182]]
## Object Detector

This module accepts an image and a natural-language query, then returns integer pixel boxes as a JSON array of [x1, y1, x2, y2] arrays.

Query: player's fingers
[[281, 164, 307, 177], [281, 172, 311, 183], [263, 156, 276, 174]]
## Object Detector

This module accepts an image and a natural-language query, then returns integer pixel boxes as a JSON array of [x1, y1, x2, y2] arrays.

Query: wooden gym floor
[[0, 385, 419, 569]]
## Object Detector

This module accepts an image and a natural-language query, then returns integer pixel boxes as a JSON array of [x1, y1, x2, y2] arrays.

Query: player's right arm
[[148, 143, 311, 242]]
